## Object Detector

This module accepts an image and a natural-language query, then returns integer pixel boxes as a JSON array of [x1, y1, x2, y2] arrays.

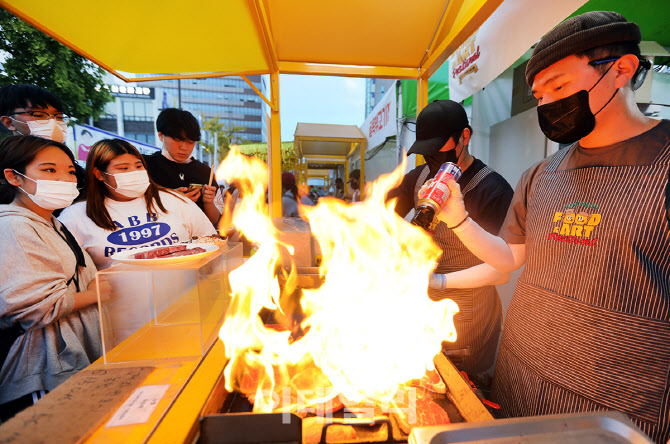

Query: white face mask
[[14, 171, 79, 210], [161, 136, 192, 164], [103, 170, 150, 198], [12, 118, 68, 143]]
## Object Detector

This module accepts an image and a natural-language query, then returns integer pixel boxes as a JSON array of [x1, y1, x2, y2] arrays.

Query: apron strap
[[412, 164, 431, 206], [654, 138, 670, 164], [461, 166, 494, 195], [544, 144, 575, 172]]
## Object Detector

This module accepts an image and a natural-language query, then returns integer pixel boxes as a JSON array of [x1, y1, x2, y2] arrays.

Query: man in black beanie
[[387, 99, 513, 380], [432, 12, 669, 442]]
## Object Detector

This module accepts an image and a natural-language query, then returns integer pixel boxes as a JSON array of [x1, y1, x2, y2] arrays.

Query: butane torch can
[[411, 162, 462, 231]]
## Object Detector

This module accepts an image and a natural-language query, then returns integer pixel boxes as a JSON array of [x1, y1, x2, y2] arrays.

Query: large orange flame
[[217, 147, 458, 413]]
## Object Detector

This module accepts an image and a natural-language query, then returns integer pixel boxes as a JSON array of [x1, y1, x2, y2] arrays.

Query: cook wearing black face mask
[[430, 12, 670, 442], [536, 57, 621, 144], [386, 99, 514, 379], [423, 131, 465, 174]]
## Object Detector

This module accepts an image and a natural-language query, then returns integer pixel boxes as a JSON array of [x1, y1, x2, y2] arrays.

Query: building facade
[[364, 78, 396, 118], [94, 83, 157, 146], [93, 75, 266, 150], [143, 75, 265, 143]]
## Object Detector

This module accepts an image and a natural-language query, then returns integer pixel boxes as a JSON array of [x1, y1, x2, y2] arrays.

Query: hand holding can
[[411, 162, 465, 230], [438, 180, 467, 228]]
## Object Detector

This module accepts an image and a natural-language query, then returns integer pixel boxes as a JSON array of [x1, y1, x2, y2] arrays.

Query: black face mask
[[424, 136, 462, 174], [536, 61, 619, 144]]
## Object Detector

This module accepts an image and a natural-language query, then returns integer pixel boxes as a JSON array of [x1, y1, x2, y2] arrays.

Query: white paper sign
[[447, 0, 588, 102], [106, 384, 170, 427], [360, 83, 397, 150]]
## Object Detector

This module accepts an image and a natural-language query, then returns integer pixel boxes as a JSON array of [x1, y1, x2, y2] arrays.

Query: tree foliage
[[239, 142, 298, 172], [0, 9, 113, 122], [199, 113, 248, 162]]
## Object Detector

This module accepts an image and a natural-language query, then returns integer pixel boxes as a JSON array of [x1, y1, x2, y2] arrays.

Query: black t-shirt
[[143, 152, 215, 211], [388, 158, 514, 235], [501, 119, 670, 244]]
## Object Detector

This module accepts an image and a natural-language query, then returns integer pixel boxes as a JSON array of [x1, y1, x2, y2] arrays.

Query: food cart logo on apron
[[548, 208, 601, 246]]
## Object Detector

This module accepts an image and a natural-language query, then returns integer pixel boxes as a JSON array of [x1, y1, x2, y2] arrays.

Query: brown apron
[[414, 165, 503, 375], [491, 143, 670, 443]]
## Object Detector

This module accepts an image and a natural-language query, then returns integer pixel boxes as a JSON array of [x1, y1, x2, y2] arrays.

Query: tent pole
[[415, 75, 429, 167], [359, 142, 366, 200], [344, 160, 350, 198], [269, 71, 282, 219]]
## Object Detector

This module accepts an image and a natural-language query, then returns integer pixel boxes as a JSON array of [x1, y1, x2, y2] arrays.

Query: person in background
[[309, 186, 319, 204], [282, 172, 299, 218], [215, 181, 242, 220], [388, 100, 513, 382], [143, 108, 220, 225], [0, 135, 101, 422], [281, 172, 313, 218], [436, 12, 669, 442], [347, 169, 361, 202], [299, 184, 315, 206], [59, 138, 216, 270], [300, 182, 315, 206], [0, 84, 85, 203], [0, 85, 68, 143], [334, 177, 345, 199]]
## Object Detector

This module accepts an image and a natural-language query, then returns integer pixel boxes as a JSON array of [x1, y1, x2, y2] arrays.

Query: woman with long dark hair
[[59, 139, 216, 269], [0, 135, 101, 421]]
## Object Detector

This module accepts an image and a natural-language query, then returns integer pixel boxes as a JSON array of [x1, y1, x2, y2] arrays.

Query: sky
[[278, 75, 366, 141]]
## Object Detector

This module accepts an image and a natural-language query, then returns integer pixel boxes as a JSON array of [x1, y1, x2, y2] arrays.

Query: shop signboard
[[447, 0, 588, 102], [360, 83, 397, 150]]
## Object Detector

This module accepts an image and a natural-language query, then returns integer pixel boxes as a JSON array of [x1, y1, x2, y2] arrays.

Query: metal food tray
[[408, 411, 653, 444]]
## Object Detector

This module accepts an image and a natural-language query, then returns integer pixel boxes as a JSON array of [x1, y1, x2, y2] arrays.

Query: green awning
[[572, 0, 670, 48]]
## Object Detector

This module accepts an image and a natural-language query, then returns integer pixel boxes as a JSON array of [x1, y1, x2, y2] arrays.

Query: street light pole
[[177, 79, 182, 109]]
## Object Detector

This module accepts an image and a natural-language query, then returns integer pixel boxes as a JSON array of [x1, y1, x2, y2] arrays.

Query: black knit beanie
[[525, 11, 641, 86]]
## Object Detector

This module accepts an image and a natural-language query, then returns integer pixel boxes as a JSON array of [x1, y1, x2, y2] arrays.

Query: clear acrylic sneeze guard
[[95, 242, 243, 364]]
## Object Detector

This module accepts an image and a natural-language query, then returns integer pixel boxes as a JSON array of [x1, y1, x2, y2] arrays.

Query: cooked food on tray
[[132, 245, 206, 260], [194, 235, 228, 246]]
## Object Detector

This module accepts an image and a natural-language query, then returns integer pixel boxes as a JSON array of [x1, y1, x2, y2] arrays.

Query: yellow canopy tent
[[0, 0, 505, 216], [293, 122, 366, 197]]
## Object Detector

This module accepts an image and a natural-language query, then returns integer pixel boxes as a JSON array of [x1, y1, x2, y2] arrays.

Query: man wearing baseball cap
[[388, 99, 513, 380], [436, 12, 669, 441]]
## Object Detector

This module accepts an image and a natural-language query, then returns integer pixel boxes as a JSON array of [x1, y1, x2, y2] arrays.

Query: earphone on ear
[[632, 58, 652, 91]]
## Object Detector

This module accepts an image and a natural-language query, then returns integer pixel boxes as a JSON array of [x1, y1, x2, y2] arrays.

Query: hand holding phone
[[177, 185, 202, 203]]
